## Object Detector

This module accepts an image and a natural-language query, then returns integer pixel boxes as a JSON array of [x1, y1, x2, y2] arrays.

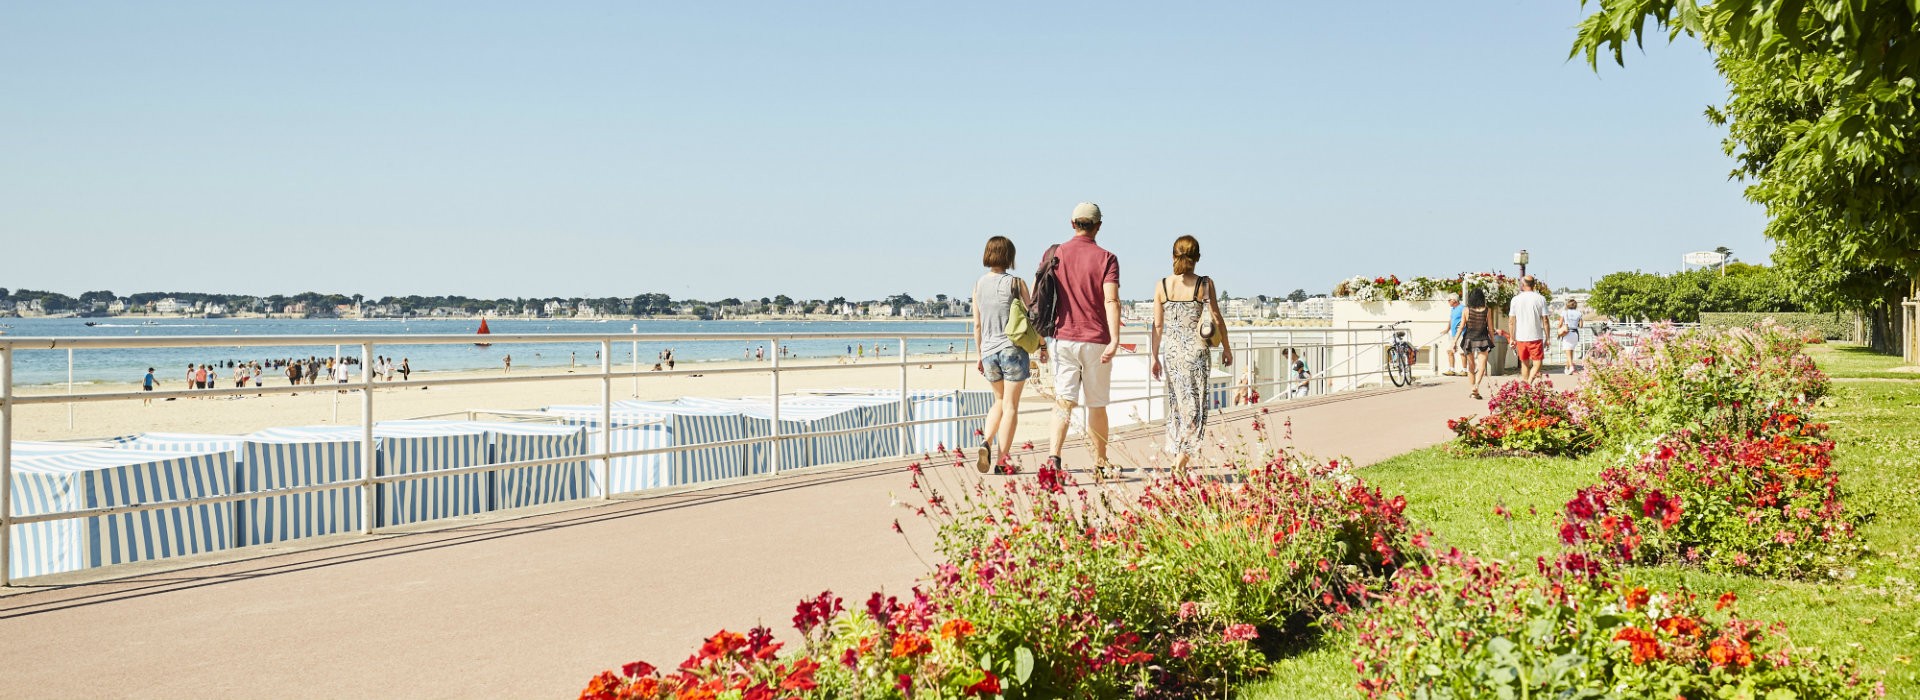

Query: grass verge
[[1237, 358, 1920, 698]]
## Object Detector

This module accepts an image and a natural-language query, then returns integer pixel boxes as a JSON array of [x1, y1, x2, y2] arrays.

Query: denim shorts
[[981, 347, 1031, 383]]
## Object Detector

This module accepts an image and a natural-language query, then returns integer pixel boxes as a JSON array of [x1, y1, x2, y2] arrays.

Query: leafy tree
[[1573, 0, 1919, 349], [1288, 289, 1308, 303]]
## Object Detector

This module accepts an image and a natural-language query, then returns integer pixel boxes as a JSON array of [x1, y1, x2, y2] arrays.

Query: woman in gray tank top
[[972, 236, 1035, 474]]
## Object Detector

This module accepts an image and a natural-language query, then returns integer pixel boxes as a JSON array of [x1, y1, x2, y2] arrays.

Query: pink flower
[[1170, 640, 1193, 659], [1178, 602, 1199, 620], [1240, 568, 1270, 584], [1223, 624, 1259, 643]]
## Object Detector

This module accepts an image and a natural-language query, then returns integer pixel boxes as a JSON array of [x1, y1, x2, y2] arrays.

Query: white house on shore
[[151, 298, 187, 314]]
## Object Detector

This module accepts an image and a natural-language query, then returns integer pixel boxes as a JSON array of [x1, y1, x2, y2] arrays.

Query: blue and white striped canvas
[[786, 396, 902, 464], [372, 421, 491, 527], [629, 401, 753, 485], [679, 399, 810, 475], [482, 422, 591, 509], [7, 447, 234, 579], [10, 442, 111, 458], [894, 390, 995, 453], [239, 427, 364, 547], [543, 407, 674, 495]]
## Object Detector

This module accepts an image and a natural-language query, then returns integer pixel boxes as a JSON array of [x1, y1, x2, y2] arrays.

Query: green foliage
[[1571, 0, 1920, 326], [1588, 264, 1803, 323], [1700, 311, 1855, 340]]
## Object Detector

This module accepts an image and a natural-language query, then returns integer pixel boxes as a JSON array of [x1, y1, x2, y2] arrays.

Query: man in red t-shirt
[[1040, 202, 1122, 477]]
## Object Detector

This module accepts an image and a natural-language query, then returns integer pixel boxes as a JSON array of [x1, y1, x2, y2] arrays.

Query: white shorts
[[1050, 339, 1113, 409], [1561, 334, 1579, 352]]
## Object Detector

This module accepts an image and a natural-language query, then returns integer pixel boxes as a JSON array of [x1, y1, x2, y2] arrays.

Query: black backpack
[[1029, 244, 1063, 338]]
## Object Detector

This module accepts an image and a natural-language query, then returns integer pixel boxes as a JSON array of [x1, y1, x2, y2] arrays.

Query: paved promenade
[[0, 377, 1490, 699]]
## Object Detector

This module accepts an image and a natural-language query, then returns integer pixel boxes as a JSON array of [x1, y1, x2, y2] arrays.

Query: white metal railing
[[0, 326, 1406, 584]]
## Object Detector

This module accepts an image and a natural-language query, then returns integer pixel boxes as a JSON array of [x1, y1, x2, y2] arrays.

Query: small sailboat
[[474, 318, 493, 347]]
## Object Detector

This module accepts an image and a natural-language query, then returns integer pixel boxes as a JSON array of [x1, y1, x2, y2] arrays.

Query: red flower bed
[[1448, 380, 1594, 457], [1558, 410, 1860, 578], [1352, 548, 1882, 699]]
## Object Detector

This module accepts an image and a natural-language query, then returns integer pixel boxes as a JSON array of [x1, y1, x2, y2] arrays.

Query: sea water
[[0, 317, 969, 387]]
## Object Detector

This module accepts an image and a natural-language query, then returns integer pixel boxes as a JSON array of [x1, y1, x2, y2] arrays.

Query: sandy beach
[[9, 354, 1048, 444]]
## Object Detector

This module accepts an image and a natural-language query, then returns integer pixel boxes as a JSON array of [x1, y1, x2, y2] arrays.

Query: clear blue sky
[[0, 1, 1761, 302]]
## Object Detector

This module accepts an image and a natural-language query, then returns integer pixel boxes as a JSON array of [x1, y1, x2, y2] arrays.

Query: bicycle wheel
[[1396, 348, 1414, 386], [1386, 347, 1407, 387]]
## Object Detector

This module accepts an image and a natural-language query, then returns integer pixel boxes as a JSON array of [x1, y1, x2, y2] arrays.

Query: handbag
[[1199, 276, 1227, 348], [1003, 277, 1043, 353]]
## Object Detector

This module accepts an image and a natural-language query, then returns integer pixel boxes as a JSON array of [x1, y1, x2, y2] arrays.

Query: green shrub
[[1700, 311, 1856, 341]]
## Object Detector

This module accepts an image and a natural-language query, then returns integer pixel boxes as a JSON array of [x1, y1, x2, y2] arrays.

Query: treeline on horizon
[[1586, 263, 1819, 323], [0, 287, 962, 319]]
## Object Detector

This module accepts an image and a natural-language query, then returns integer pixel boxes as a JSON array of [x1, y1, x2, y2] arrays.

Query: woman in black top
[[1454, 288, 1495, 400]]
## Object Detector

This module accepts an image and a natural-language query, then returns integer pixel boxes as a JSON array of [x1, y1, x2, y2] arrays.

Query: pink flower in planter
[[1223, 624, 1259, 643]]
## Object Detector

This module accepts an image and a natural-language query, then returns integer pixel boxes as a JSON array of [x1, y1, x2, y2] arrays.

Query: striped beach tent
[[674, 398, 813, 475], [7, 447, 234, 579], [686, 397, 897, 470], [479, 422, 591, 510], [904, 390, 994, 453], [613, 401, 753, 484], [541, 407, 674, 495], [371, 421, 491, 527], [239, 427, 364, 547], [784, 395, 902, 463]]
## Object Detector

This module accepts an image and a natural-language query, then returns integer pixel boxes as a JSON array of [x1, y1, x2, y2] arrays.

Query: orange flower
[[940, 619, 977, 641], [1657, 616, 1702, 638], [1624, 587, 1651, 611], [1715, 591, 1738, 611], [891, 632, 933, 658], [856, 636, 875, 655], [1613, 626, 1664, 664], [1708, 636, 1753, 668]]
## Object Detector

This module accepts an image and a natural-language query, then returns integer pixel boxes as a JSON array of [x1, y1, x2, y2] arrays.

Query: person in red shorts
[[1506, 275, 1550, 383]]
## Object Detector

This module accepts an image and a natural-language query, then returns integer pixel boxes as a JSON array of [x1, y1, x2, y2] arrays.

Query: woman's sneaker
[[976, 443, 993, 474]]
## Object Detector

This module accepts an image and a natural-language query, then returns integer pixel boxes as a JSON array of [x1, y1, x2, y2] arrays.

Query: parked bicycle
[[1380, 321, 1416, 387]]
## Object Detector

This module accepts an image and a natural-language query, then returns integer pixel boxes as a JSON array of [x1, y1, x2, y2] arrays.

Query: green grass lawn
[[1238, 353, 1920, 698], [1805, 343, 1920, 380]]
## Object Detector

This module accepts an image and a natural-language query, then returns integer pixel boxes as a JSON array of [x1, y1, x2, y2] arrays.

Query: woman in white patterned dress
[[1150, 235, 1232, 473]]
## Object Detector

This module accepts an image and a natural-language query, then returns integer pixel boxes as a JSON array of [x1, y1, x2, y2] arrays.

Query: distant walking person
[[1556, 298, 1584, 376], [142, 367, 159, 405], [1455, 288, 1495, 399], [971, 235, 1036, 474], [1444, 293, 1465, 376], [400, 358, 411, 381], [1042, 202, 1122, 479], [503, 354, 512, 374], [1150, 235, 1231, 474], [1507, 276, 1549, 383], [185, 364, 197, 390]]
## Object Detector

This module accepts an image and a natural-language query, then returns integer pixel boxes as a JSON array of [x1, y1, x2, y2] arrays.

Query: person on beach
[[1150, 235, 1232, 475], [205, 365, 217, 391], [400, 358, 411, 381], [665, 350, 674, 370], [502, 354, 512, 374], [1555, 298, 1584, 376], [287, 361, 302, 386], [143, 367, 159, 405], [971, 235, 1036, 475], [185, 364, 197, 390], [1444, 293, 1465, 376], [1043, 202, 1123, 479], [1507, 276, 1550, 383], [335, 360, 350, 384], [1455, 288, 1495, 400]]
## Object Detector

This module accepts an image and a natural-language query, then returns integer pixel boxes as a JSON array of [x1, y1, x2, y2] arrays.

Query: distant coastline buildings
[[0, 288, 1333, 322]]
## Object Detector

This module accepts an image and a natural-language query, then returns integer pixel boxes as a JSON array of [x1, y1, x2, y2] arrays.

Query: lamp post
[[1514, 249, 1530, 279]]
